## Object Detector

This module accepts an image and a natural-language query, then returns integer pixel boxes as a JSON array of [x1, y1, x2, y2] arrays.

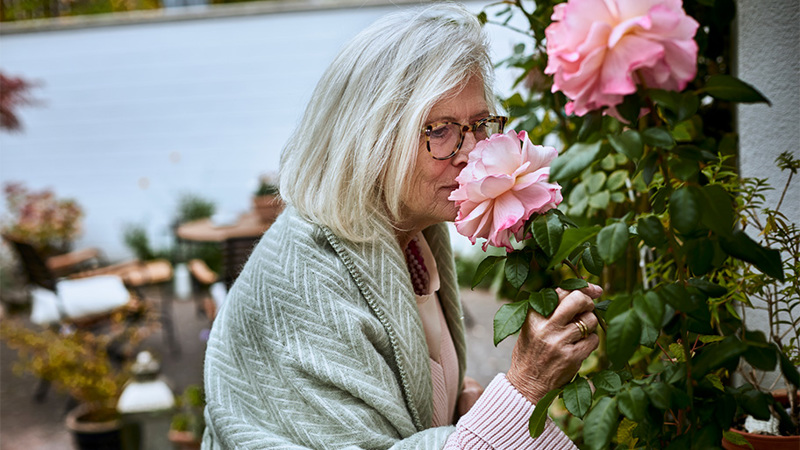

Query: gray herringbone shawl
[[203, 207, 467, 449]]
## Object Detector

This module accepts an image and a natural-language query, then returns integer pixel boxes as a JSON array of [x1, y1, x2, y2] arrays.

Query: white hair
[[279, 2, 496, 242]]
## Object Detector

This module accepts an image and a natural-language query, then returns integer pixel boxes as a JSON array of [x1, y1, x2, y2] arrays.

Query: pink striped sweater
[[414, 234, 576, 449]]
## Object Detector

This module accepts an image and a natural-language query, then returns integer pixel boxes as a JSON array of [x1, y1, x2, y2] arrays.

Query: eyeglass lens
[[427, 118, 503, 159]]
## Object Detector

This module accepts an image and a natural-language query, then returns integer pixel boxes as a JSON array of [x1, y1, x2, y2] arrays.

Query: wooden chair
[[186, 236, 258, 321]]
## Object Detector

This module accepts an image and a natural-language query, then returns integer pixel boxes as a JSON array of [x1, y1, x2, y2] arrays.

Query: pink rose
[[544, 0, 699, 117], [449, 130, 562, 251]]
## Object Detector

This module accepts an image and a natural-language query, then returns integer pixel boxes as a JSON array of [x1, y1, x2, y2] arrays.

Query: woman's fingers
[[568, 311, 599, 343], [551, 288, 596, 326]]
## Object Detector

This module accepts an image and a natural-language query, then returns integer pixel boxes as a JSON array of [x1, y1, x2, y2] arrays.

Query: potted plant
[[168, 384, 205, 450], [252, 175, 283, 225], [719, 152, 800, 449], [0, 309, 151, 449], [461, 1, 800, 448], [2, 182, 84, 257]]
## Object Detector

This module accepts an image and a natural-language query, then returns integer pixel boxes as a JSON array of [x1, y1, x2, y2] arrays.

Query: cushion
[[30, 275, 130, 325]]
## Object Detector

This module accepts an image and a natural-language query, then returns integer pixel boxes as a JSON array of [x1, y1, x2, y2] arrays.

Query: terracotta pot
[[65, 404, 123, 450], [252, 195, 283, 224], [168, 429, 202, 450], [722, 390, 800, 450]]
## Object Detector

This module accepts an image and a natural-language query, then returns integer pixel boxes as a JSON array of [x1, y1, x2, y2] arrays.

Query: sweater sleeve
[[443, 374, 577, 450]]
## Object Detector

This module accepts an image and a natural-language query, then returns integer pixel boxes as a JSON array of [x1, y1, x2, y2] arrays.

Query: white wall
[[0, 2, 522, 259], [735, 0, 799, 387]]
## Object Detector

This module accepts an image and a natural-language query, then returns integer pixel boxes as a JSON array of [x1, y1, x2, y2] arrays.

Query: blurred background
[[0, 0, 797, 449]]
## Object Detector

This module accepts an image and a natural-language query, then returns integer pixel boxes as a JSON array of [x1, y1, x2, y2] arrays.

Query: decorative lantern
[[117, 351, 175, 450]]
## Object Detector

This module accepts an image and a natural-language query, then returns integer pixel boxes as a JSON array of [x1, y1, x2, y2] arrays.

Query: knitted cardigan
[[202, 207, 466, 449]]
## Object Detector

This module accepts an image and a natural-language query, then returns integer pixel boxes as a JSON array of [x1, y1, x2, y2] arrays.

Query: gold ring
[[575, 318, 589, 340]]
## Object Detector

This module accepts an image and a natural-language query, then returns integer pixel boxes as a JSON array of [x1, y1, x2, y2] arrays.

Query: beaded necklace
[[404, 237, 430, 296]]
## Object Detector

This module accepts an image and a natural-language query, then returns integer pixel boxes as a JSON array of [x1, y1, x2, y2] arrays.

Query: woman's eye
[[429, 125, 451, 140]]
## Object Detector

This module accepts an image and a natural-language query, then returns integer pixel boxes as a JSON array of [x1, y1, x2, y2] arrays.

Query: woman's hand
[[505, 284, 602, 404], [457, 375, 484, 416]]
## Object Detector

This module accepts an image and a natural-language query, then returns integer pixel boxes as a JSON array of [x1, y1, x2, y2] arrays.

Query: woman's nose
[[452, 131, 479, 165]]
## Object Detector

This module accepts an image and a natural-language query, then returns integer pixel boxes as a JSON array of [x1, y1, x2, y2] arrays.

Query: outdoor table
[[176, 211, 271, 289]]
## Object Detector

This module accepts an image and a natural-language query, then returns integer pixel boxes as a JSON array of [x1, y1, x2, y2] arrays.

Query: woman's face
[[401, 76, 489, 230]]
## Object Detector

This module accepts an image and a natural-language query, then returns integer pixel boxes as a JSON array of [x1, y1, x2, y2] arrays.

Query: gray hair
[[279, 2, 496, 242]]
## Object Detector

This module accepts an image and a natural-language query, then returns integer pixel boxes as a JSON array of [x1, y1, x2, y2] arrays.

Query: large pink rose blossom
[[544, 0, 699, 117], [449, 130, 562, 251]]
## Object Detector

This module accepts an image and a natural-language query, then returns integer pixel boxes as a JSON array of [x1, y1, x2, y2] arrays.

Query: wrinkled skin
[[506, 284, 603, 403]]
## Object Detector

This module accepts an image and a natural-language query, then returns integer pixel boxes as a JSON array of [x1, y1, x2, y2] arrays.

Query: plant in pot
[[252, 174, 283, 225], [2, 182, 84, 257], [0, 310, 152, 449], [168, 384, 205, 450], [718, 152, 800, 449], [464, 0, 800, 448]]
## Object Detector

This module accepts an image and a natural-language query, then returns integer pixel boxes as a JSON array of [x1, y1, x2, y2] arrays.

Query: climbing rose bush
[[544, 0, 699, 117], [449, 130, 561, 251]]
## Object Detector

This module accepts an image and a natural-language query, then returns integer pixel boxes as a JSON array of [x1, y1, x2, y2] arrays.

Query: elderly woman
[[203, 4, 600, 449]]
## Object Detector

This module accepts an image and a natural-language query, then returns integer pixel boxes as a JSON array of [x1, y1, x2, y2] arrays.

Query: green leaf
[[597, 222, 629, 264], [588, 191, 610, 210], [743, 342, 778, 372], [493, 300, 529, 346], [644, 382, 671, 410], [582, 245, 604, 276], [529, 288, 559, 318], [779, 351, 800, 388], [563, 377, 592, 418], [528, 388, 561, 438], [472, 256, 503, 289], [659, 283, 696, 313], [548, 226, 601, 269], [583, 397, 618, 450], [586, 172, 607, 193], [593, 370, 622, 392], [617, 386, 647, 421], [720, 230, 785, 281], [607, 310, 643, 368], [722, 431, 754, 450], [550, 141, 604, 182], [737, 386, 772, 420], [634, 291, 665, 329], [687, 278, 727, 298], [692, 336, 747, 378], [669, 186, 703, 235], [639, 322, 659, 348], [608, 130, 643, 162], [504, 252, 529, 289], [700, 184, 735, 237], [677, 92, 700, 122], [606, 170, 628, 191], [560, 278, 589, 291], [686, 238, 714, 276], [642, 127, 675, 149], [616, 93, 642, 125], [702, 74, 771, 105], [533, 213, 563, 257], [637, 216, 667, 247]]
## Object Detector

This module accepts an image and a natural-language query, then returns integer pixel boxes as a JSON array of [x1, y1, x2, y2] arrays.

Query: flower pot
[[168, 429, 202, 450], [722, 390, 800, 450], [252, 195, 283, 225], [65, 404, 123, 450]]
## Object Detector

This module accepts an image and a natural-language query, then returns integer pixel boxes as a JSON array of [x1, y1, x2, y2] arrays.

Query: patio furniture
[[3, 236, 179, 353], [176, 211, 269, 319]]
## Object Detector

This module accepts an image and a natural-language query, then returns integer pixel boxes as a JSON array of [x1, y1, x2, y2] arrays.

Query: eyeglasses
[[422, 115, 507, 160]]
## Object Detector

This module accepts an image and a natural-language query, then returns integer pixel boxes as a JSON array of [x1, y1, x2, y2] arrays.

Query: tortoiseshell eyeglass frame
[[422, 115, 508, 160]]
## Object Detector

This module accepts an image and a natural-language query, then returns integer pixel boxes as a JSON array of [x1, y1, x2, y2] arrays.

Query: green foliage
[[176, 193, 216, 224], [171, 384, 206, 440], [478, 0, 799, 446]]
